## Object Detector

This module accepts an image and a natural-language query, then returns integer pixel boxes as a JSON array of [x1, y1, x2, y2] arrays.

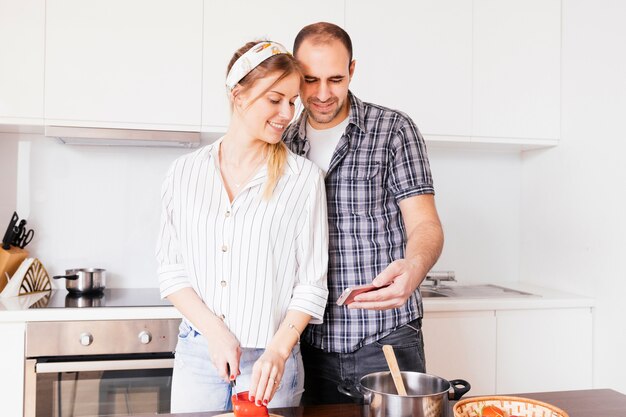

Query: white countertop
[[421, 282, 595, 312], [0, 283, 594, 323]]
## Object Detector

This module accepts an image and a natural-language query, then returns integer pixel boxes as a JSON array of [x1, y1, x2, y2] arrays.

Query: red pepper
[[232, 391, 269, 417]]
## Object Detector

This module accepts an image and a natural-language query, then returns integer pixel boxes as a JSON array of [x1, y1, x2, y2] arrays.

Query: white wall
[[0, 133, 521, 289], [430, 146, 521, 283], [0, 132, 191, 288], [0, 136, 18, 223], [521, 0, 626, 394]]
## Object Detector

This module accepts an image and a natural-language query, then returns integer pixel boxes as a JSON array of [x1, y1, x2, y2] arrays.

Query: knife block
[[0, 246, 29, 293]]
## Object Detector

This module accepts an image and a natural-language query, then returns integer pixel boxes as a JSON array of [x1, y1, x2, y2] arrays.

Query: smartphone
[[337, 283, 384, 306]]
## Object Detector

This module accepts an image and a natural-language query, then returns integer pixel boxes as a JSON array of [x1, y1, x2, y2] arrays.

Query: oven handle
[[35, 358, 174, 373]]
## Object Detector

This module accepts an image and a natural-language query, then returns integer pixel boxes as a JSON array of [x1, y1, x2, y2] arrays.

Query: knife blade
[[227, 364, 237, 394], [2, 212, 19, 250]]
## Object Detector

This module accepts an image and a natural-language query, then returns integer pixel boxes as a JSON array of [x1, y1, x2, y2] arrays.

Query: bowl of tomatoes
[[453, 396, 569, 417]]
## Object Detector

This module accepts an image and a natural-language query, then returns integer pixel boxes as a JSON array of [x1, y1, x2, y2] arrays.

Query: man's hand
[[348, 194, 443, 311], [348, 258, 422, 310]]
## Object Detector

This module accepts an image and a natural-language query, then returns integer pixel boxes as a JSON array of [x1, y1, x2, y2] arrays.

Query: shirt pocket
[[337, 162, 382, 216]]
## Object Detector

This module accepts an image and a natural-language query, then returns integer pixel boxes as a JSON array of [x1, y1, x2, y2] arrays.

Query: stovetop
[[28, 288, 172, 309]]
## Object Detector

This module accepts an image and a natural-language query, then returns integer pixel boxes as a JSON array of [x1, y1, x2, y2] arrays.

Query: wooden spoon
[[382, 344, 408, 396]]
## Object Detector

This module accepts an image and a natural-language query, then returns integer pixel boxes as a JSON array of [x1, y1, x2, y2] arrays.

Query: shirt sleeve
[[388, 115, 435, 201], [156, 163, 192, 299], [289, 167, 329, 324]]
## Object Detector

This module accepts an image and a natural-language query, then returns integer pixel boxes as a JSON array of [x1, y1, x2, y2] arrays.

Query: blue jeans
[[300, 318, 425, 405], [170, 321, 304, 413]]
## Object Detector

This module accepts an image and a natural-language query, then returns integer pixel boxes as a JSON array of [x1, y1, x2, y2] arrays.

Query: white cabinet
[[423, 307, 592, 395], [44, 0, 203, 130], [496, 308, 593, 394], [346, 0, 473, 138], [345, 0, 561, 147], [472, 0, 561, 142], [201, 0, 345, 130], [422, 311, 496, 396], [0, 0, 44, 125], [0, 322, 25, 417]]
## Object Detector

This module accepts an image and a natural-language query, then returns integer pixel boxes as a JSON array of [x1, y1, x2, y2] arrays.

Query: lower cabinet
[[422, 311, 496, 396], [0, 322, 26, 417], [422, 307, 593, 396], [495, 308, 593, 394]]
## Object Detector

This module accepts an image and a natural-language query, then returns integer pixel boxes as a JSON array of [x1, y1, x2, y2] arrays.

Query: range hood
[[45, 125, 200, 148]]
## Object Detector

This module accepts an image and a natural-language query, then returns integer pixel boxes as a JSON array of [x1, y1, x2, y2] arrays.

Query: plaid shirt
[[283, 92, 435, 353]]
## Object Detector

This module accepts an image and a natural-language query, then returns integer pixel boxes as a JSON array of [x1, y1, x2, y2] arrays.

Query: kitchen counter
[[420, 282, 594, 312], [0, 288, 182, 322], [0, 283, 593, 322], [133, 389, 626, 417]]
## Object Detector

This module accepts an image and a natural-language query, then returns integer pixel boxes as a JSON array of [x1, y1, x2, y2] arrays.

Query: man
[[282, 22, 444, 404]]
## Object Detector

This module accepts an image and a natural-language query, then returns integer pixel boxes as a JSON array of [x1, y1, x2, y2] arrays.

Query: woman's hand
[[165, 288, 242, 382], [248, 348, 286, 406], [207, 320, 242, 382]]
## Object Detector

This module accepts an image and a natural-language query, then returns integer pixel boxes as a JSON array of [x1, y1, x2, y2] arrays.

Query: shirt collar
[[208, 136, 299, 177], [291, 91, 367, 146]]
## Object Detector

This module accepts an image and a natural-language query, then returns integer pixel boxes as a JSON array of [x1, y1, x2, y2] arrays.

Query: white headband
[[225, 41, 290, 91]]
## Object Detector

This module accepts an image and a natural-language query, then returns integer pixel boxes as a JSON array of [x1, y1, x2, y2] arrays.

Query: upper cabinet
[[473, 0, 561, 143], [346, 0, 561, 147], [0, 0, 45, 125], [346, 0, 473, 139], [44, 0, 203, 131], [2, 0, 562, 148], [201, 0, 345, 131]]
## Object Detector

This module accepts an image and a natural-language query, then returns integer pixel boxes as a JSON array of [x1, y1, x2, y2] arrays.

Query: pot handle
[[448, 379, 471, 401], [337, 383, 371, 404], [53, 275, 79, 280]]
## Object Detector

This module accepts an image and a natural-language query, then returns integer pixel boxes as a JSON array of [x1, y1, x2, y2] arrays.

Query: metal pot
[[53, 268, 106, 294], [339, 371, 470, 417]]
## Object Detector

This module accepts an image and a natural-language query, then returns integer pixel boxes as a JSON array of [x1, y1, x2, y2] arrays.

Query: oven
[[24, 318, 180, 417]]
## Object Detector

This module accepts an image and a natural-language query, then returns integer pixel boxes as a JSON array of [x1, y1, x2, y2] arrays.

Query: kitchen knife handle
[[2, 211, 19, 249]]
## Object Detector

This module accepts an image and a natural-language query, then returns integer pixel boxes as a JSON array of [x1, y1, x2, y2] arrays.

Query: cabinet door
[[422, 311, 496, 396], [472, 0, 561, 142], [0, 0, 44, 124], [202, 1, 345, 130], [45, 0, 203, 130], [0, 322, 25, 417], [346, 0, 472, 138], [496, 308, 593, 393]]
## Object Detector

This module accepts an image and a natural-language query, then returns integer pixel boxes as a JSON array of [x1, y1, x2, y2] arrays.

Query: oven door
[[24, 356, 174, 417]]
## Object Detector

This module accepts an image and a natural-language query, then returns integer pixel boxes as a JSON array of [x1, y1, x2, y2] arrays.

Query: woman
[[156, 41, 329, 412]]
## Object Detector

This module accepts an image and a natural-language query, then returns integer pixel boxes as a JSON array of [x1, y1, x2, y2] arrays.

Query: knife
[[227, 364, 237, 395], [2, 212, 19, 250]]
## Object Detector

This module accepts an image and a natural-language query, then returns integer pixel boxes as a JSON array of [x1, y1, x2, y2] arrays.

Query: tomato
[[481, 405, 506, 417], [231, 391, 269, 417]]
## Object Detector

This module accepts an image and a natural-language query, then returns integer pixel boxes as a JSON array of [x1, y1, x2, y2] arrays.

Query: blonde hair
[[227, 40, 301, 199]]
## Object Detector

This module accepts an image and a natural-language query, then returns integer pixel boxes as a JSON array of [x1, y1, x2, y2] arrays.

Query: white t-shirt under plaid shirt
[[156, 138, 329, 348], [283, 92, 435, 354]]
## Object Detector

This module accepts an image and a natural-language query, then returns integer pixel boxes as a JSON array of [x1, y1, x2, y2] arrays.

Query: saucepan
[[53, 268, 106, 294], [339, 371, 470, 417]]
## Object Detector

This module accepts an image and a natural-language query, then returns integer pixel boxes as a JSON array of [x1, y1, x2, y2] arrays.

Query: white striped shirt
[[156, 138, 329, 348]]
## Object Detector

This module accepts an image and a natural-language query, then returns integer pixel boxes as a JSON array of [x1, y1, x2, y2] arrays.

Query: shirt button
[[219, 314, 226, 320], [221, 245, 228, 252], [225, 211, 231, 218], [220, 280, 227, 287]]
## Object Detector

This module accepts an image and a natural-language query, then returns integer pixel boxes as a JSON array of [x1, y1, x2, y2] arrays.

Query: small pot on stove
[[53, 268, 106, 294]]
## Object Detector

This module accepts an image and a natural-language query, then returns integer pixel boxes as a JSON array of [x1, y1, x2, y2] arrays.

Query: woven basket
[[453, 396, 569, 417]]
